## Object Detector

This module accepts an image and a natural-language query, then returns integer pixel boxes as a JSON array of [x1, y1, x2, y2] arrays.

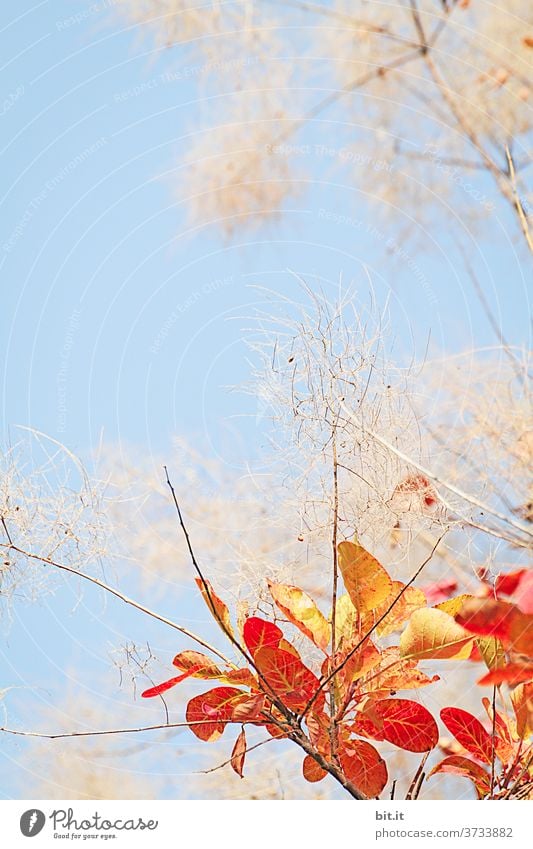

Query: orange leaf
[[338, 541, 393, 614], [173, 650, 222, 679], [400, 608, 474, 660], [370, 699, 438, 752], [268, 580, 330, 650], [478, 664, 533, 686], [185, 686, 245, 742], [223, 668, 258, 688], [302, 755, 328, 783], [306, 710, 331, 754], [369, 583, 427, 637], [195, 578, 234, 639], [427, 756, 490, 799], [338, 739, 388, 798], [362, 648, 439, 695], [511, 682, 533, 739], [481, 697, 516, 763], [254, 646, 324, 712], [242, 617, 283, 657], [230, 728, 247, 778], [440, 707, 495, 765]]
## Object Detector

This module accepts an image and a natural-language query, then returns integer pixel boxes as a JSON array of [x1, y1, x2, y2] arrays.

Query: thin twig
[[406, 752, 430, 799], [505, 146, 533, 255], [0, 542, 232, 665]]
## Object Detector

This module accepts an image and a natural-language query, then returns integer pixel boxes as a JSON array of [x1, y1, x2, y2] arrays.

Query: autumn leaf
[[336, 593, 358, 645], [302, 755, 328, 783], [268, 580, 330, 650], [513, 571, 533, 615], [338, 739, 388, 798], [195, 578, 234, 639], [495, 570, 528, 597], [400, 608, 474, 661], [325, 639, 381, 703], [306, 710, 330, 755], [481, 697, 515, 763], [477, 663, 533, 687], [361, 647, 439, 695], [186, 686, 245, 742], [511, 682, 533, 739], [364, 699, 439, 752], [435, 594, 475, 618], [369, 582, 427, 637], [141, 668, 200, 699], [254, 646, 324, 711], [223, 668, 258, 688], [338, 541, 393, 614], [230, 729, 247, 778], [456, 598, 533, 656], [173, 650, 222, 679], [440, 707, 495, 765], [231, 693, 266, 722], [475, 637, 506, 673], [422, 578, 458, 605], [242, 617, 283, 657], [427, 756, 490, 799]]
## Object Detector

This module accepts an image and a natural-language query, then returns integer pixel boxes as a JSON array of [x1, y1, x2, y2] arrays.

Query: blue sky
[[0, 0, 530, 799]]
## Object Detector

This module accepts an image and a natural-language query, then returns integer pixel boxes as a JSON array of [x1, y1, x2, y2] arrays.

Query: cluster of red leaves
[[141, 545, 532, 799]]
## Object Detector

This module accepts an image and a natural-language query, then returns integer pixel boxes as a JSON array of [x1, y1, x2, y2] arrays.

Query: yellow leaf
[[336, 593, 357, 645], [268, 581, 330, 651], [476, 636, 506, 672], [338, 541, 393, 615], [435, 594, 474, 617], [400, 608, 474, 661]]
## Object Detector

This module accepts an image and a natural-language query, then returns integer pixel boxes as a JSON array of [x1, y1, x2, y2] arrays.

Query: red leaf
[[514, 571, 533, 615], [496, 570, 527, 597], [427, 756, 490, 799], [302, 755, 328, 783], [141, 668, 200, 698], [254, 647, 324, 711], [440, 707, 495, 765], [230, 729, 247, 778], [185, 686, 245, 742], [456, 598, 533, 655], [231, 693, 266, 722], [338, 739, 388, 798], [421, 578, 458, 605], [371, 699, 439, 752], [477, 663, 533, 686], [243, 617, 283, 657]]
